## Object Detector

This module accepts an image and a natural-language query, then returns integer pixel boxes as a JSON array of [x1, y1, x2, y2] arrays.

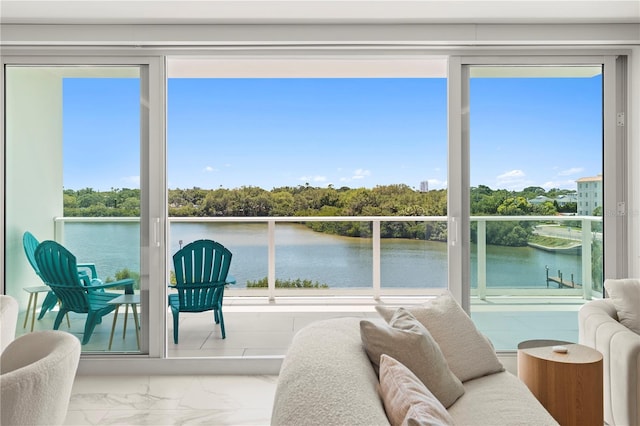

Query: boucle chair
[[0, 295, 19, 352], [1, 330, 81, 426]]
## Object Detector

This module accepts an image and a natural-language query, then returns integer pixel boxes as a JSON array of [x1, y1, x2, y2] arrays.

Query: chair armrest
[[77, 263, 98, 280], [168, 277, 235, 288], [93, 279, 134, 294]]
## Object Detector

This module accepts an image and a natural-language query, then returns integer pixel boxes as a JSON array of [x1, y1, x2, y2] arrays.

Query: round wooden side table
[[517, 339, 603, 426]]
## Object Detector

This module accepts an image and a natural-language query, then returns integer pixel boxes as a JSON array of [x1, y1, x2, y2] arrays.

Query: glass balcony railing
[[53, 215, 603, 301]]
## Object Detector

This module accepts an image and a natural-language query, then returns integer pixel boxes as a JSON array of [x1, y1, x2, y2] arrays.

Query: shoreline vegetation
[[64, 184, 602, 290], [63, 183, 591, 249]]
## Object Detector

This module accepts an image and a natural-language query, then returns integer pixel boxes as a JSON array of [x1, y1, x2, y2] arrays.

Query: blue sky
[[63, 74, 602, 192]]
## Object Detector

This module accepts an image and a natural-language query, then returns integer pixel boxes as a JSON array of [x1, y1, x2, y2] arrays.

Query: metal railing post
[[477, 219, 487, 301], [581, 218, 593, 300], [54, 217, 65, 243], [373, 220, 381, 300], [268, 220, 276, 302]]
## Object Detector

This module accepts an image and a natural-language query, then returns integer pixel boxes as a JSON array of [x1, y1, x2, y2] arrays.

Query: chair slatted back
[[173, 239, 232, 312], [23, 231, 41, 276], [34, 241, 91, 313]]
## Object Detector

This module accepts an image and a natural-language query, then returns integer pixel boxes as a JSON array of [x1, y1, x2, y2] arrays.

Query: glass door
[[462, 63, 608, 350], [4, 64, 151, 354]]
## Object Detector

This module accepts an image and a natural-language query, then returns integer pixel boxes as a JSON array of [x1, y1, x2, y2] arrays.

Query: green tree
[[532, 201, 557, 216], [497, 197, 533, 215]]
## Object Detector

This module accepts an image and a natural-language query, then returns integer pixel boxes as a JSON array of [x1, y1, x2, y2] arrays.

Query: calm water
[[62, 222, 582, 290]]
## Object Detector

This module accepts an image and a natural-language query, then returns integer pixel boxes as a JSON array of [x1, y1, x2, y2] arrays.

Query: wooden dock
[[547, 276, 582, 289], [546, 268, 582, 288]]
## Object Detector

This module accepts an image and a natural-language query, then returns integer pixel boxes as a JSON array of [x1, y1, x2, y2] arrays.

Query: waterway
[[62, 222, 583, 290]]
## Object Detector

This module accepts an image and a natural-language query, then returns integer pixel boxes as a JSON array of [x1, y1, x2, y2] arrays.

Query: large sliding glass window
[[2, 53, 623, 362], [165, 58, 448, 357], [460, 63, 609, 350], [3, 64, 152, 354]]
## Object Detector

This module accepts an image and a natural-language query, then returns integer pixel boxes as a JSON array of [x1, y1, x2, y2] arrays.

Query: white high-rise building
[[576, 174, 602, 216], [420, 181, 429, 192]]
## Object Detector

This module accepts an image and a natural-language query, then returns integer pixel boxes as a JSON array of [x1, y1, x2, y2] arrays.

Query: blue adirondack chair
[[34, 240, 134, 345], [169, 239, 235, 344], [23, 231, 104, 320]]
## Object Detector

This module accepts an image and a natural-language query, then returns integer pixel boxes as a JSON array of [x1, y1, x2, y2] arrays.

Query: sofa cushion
[[604, 278, 640, 334], [376, 291, 504, 382], [447, 371, 558, 425], [272, 317, 390, 426], [360, 308, 464, 408], [378, 354, 456, 426]]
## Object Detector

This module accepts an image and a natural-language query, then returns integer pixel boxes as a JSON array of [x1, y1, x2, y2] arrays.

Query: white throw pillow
[[378, 354, 457, 426], [360, 308, 464, 408], [376, 291, 504, 382], [605, 278, 640, 334]]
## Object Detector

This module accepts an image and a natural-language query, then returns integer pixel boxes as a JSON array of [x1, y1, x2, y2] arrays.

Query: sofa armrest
[[609, 327, 640, 426], [579, 299, 640, 426]]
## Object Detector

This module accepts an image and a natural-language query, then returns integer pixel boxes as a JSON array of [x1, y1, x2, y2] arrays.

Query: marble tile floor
[[14, 295, 584, 355], [64, 374, 278, 425], [15, 296, 584, 424]]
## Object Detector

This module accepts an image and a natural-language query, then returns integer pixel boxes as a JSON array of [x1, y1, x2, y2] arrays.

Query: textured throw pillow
[[379, 354, 456, 426], [605, 278, 640, 334], [376, 291, 504, 382], [360, 308, 464, 408]]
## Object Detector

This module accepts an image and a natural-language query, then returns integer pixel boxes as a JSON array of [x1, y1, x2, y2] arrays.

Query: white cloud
[[299, 175, 327, 183], [495, 169, 532, 190], [497, 169, 525, 180], [120, 176, 140, 188], [204, 166, 216, 173], [541, 179, 579, 190], [352, 169, 371, 180], [337, 168, 371, 184], [557, 167, 584, 176], [427, 179, 447, 190]]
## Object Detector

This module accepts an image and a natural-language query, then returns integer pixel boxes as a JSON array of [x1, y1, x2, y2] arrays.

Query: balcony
[[13, 215, 602, 354]]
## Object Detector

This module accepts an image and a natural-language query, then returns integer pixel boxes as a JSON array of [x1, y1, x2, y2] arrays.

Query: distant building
[[420, 181, 429, 192], [555, 193, 578, 206], [528, 195, 552, 205], [576, 174, 603, 215]]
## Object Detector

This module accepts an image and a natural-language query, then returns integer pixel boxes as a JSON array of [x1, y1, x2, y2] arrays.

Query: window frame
[[1, 48, 631, 374]]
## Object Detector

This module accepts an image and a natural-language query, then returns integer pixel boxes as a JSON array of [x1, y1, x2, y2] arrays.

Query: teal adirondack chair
[[23, 231, 104, 320], [34, 240, 134, 345], [169, 239, 235, 344]]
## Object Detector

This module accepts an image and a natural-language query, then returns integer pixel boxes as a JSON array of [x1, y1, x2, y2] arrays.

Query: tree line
[[63, 184, 582, 247]]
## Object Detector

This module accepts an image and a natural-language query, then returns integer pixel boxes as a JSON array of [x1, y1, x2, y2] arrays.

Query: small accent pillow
[[375, 291, 504, 382], [605, 278, 640, 334], [379, 354, 456, 426], [360, 308, 464, 408]]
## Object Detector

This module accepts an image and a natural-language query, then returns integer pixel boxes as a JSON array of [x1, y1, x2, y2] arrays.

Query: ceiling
[[1, 0, 639, 25]]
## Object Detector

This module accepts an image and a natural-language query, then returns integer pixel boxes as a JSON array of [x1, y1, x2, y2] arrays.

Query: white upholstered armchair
[[579, 279, 640, 426], [1, 330, 81, 426], [0, 295, 19, 352]]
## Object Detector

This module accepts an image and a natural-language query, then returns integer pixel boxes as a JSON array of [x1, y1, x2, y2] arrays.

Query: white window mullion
[[447, 56, 470, 313]]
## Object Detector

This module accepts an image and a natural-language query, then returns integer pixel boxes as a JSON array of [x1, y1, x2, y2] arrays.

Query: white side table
[[23, 286, 69, 332], [108, 294, 140, 350]]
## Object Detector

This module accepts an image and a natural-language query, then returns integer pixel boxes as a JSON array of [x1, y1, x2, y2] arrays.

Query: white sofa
[[272, 316, 558, 425], [579, 285, 640, 426]]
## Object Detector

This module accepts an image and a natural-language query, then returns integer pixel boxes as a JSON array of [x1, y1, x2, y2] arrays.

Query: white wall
[[5, 68, 64, 304]]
